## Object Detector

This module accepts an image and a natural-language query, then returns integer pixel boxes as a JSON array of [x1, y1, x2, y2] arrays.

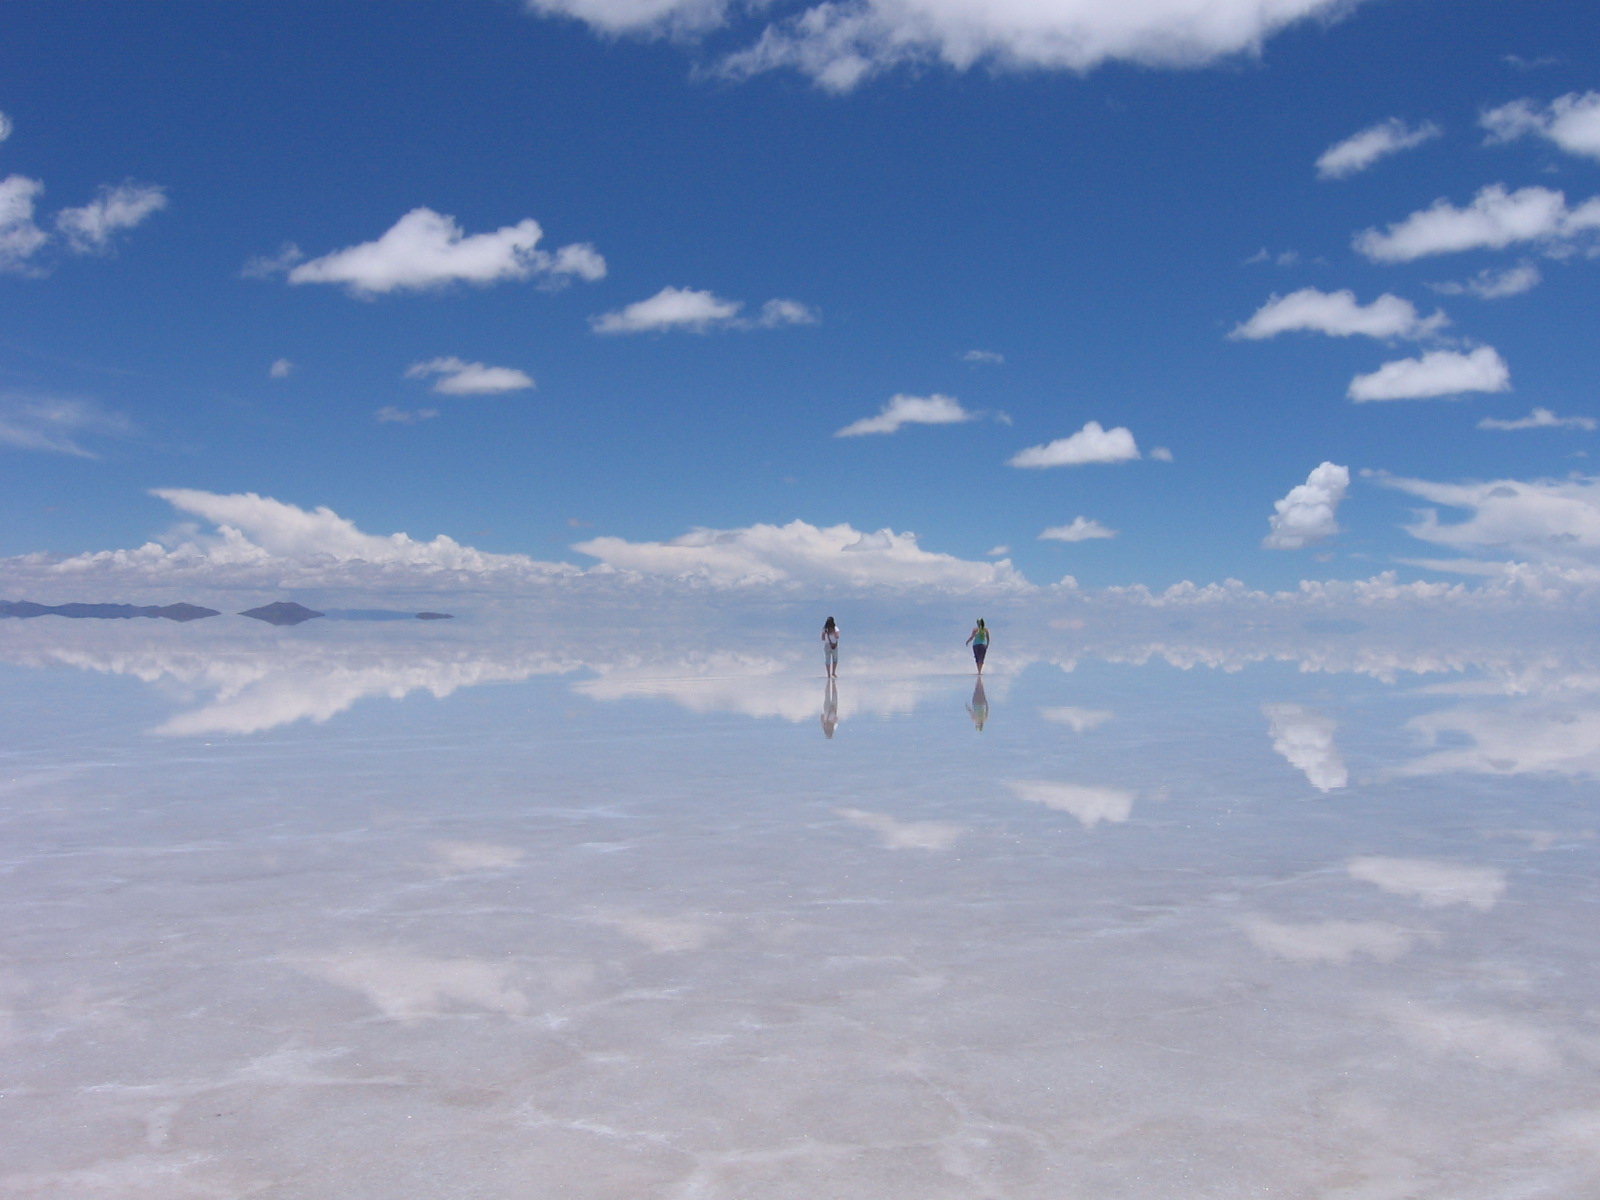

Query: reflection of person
[[965, 618, 989, 674], [965, 678, 989, 732], [821, 678, 839, 739], [821, 616, 840, 678]]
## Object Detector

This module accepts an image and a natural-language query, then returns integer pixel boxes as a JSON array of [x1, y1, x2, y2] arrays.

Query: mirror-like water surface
[[2, 613, 1597, 1198]]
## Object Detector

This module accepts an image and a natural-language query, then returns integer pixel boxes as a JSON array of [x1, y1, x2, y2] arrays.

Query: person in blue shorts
[[965, 618, 989, 674]]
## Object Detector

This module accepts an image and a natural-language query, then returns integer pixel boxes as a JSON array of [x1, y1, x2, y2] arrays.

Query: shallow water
[[2, 613, 1598, 1198]]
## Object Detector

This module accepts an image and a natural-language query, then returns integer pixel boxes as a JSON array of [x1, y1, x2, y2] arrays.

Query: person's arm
[[965, 630, 975, 645]]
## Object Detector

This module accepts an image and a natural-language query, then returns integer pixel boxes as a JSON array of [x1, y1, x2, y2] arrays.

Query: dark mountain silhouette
[[0, 600, 220, 621], [239, 601, 325, 626]]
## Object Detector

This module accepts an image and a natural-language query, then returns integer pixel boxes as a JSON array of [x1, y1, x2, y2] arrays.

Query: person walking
[[821, 616, 840, 679], [965, 618, 989, 674]]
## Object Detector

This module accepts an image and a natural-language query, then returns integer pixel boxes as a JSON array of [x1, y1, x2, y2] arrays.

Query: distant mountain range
[[1, 600, 452, 624]]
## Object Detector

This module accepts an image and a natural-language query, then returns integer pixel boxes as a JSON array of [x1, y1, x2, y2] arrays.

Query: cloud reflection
[[1263, 703, 1349, 791], [1348, 856, 1507, 910], [1006, 779, 1134, 827]]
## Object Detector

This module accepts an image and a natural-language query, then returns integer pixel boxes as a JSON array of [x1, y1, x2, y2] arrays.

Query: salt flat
[[2, 612, 1597, 1198]]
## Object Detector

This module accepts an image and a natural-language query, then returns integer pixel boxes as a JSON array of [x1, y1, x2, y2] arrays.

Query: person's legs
[[974, 643, 987, 673]]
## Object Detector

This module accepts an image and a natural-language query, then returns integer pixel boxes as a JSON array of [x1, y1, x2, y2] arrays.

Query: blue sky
[[3, 0, 1599, 599]]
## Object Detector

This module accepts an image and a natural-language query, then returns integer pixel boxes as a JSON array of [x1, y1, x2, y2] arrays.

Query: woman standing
[[821, 616, 840, 679], [965, 618, 989, 674]]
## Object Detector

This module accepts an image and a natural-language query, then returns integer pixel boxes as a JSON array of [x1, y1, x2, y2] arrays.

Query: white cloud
[[1006, 779, 1134, 828], [1381, 474, 1600, 563], [0, 111, 12, 142], [1478, 408, 1596, 432], [54, 182, 167, 254], [1347, 855, 1506, 910], [1039, 706, 1112, 732], [1262, 461, 1348, 550], [964, 349, 1004, 364], [1429, 263, 1541, 300], [523, 0, 731, 35], [1316, 117, 1441, 179], [837, 807, 963, 850], [986, 544, 1010, 556], [1231, 288, 1447, 341], [575, 519, 1028, 590], [1040, 516, 1117, 542], [1262, 702, 1347, 790], [375, 406, 439, 424], [1353, 184, 1600, 262], [1238, 917, 1419, 964], [0, 174, 49, 272], [269, 358, 294, 379], [1482, 91, 1600, 161], [405, 356, 535, 395], [1008, 420, 1139, 468], [281, 208, 605, 296], [1149, 446, 1173, 461], [834, 393, 975, 436], [590, 286, 814, 333], [714, 0, 1363, 93], [0, 395, 132, 457], [1348, 347, 1511, 402]]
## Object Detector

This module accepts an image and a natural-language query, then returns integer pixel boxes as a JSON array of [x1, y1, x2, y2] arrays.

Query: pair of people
[[820, 617, 991, 675]]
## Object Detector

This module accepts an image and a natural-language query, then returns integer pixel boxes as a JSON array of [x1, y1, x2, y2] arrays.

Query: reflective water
[[2, 611, 1598, 1198]]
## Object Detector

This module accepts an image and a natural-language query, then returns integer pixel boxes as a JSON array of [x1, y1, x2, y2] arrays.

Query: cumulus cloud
[[1353, 184, 1600, 262], [0, 395, 133, 457], [1006, 779, 1134, 828], [1316, 117, 1441, 179], [1263, 702, 1348, 790], [590, 286, 815, 333], [1348, 347, 1511, 402], [278, 208, 605, 296], [1381, 473, 1600, 563], [1231, 288, 1446, 341], [1481, 91, 1600, 161], [1040, 517, 1117, 542], [0, 174, 49, 272], [1428, 263, 1541, 300], [1263, 461, 1348, 550], [405, 357, 535, 395], [269, 358, 294, 379], [1347, 855, 1506, 910], [54, 182, 167, 254], [835, 393, 975, 436], [1008, 421, 1139, 468], [713, 0, 1364, 92], [1478, 407, 1596, 432], [574, 519, 1027, 590]]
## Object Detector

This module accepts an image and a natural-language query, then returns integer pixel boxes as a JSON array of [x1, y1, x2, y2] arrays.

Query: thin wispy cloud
[[0, 174, 49, 272], [1477, 407, 1596, 432], [0, 111, 12, 143], [267, 208, 606, 296], [963, 349, 1004, 364], [0, 394, 133, 457], [835, 393, 975, 436], [405, 357, 535, 395], [1263, 462, 1348, 550], [591, 286, 817, 334], [1348, 347, 1510, 402], [1381, 474, 1600, 563], [1231, 288, 1447, 340], [1316, 117, 1441, 179], [1039, 517, 1117, 542], [1481, 91, 1600, 161], [1009, 421, 1139, 468], [375, 406, 440, 424], [1428, 263, 1541, 300], [54, 182, 167, 254], [1354, 184, 1600, 262], [269, 358, 294, 379]]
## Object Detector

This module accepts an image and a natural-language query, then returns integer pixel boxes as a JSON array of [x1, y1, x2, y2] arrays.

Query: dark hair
[[976, 618, 986, 628], [823, 616, 836, 631]]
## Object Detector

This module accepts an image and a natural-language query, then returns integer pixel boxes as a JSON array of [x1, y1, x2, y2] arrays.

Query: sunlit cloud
[[1477, 407, 1595, 432], [1353, 184, 1600, 262], [1006, 779, 1134, 827], [1263, 462, 1348, 550], [1231, 288, 1447, 341], [1316, 117, 1441, 179], [1428, 262, 1541, 300], [0, 174, 49, 272], [54, 181, 167, 254], [591, 286, 816, 333], [1263, 702, 1347, 790], [1380, 474, 1600, 564], [1481, 91, 1600, 161], [405, 356, 535, 395], [835, 393, 976, 436], [1039, 517, 1117, 542], [1348, 347, 1510, 402], [271, 207, 605, 296], [1008, 421, 1139, 468], [1347, 855, 1506, 910], [0, 394, 133, 457]]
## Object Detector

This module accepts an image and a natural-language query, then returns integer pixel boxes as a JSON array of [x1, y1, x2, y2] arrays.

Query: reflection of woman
[[965, 678, 989, 732], [965, 618, 989, 674], [821, 679, 839, 739], [821, 616, 840, 679]]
